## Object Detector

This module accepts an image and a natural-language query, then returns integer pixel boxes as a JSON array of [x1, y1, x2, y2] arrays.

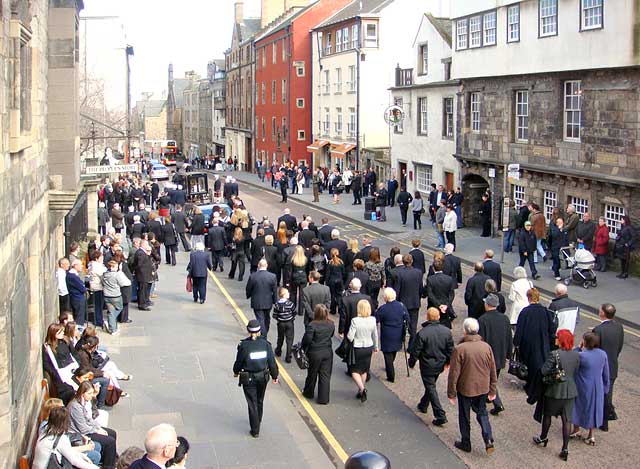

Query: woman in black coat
[[325, 249, 346, 316], [263, 235, 281, 283], [376, 289, 410, 382], [228, 227, 247, 281], [301, 304, 335, 404], [480, 194, 492, 237], [161, 216, 178, 266], [513, 288, 557, 401], [614, 215, 635, 279]]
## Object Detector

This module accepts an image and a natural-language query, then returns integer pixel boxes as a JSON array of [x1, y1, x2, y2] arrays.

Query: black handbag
[[542, 350, 566, 385], [508, 347, 528, 381], [47, 435, 73, 469], [292, 342, 309, 370]]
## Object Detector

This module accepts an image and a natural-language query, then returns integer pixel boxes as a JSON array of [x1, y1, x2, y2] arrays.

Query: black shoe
[[386, 377, 394, 383], [609, 410, 618, 421], [147, 301, 154, 306], [228, 274, 234, 279], [485, 440, 495, 455], [559, 449, 568, 461], [193, 298, 198, 302], [490, 405, 505, 415], [533, 436, 549, 447], [454, 441, 472, 453], [360, 388, 367, 403], [199, 299, 205, 304], [417, 404, 428, 414], [219, 266, 224, 272], [138, 306, 151, 311], [285, 357, 292, 363], [124, 319, 133, 323], [598, 425, 608, 432], [275, 349, 282, 357], [302, 391, 314, 399], [238, 277, 243, 282], [250, 431, 259, 438], [432, 418, 447, 427], [534, 274, 541, 280], [356, 391, 362, 399]]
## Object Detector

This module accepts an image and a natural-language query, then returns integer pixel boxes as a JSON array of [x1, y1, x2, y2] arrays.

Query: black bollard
[[345, 451, 391, 469]]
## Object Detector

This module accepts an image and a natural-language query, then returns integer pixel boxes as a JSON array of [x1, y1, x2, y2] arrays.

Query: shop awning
[[306, 139, 330, 152], [330, 143, 357, 157]]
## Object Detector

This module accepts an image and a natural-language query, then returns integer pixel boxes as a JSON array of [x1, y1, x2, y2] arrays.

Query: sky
[[82, 0, 262, 101]]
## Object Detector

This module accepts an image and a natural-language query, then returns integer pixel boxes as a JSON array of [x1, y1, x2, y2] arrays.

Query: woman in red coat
[[593, 217, 609, 272]]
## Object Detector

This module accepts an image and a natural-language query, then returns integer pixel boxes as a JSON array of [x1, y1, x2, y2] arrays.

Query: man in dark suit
[[223, 177, 234, 205], [339, 278, 372, 337], [409, 239, 426, 275], [130, 423, 178, 469], [207, 218, 227, 272], [443, 244, 463, 287], [355, 236, 374, 262], [593, 303, 624, 430], [172, 205, 191, 251], [302, 272, 331, 325], [133, 241, 154, 310], [464, 262, 491, 320], [482, 249, 502, 292], [396, 254, 424, 350], [317, 218, 334, 244], [146, 213, 164, 244], [386, 254, 404, 291], [277, 208, 298, 233], [187, 243, 213, 303], [250, 229, 266, 273], [130, 215, 147, 240], [324, 229, 348, 260], [230, 177, 239, 197], [425, 259, 457, 329], [174, 185, 187, 207], [245, 259, 278, 336], [478, 294, 512, 415], [298, 221, 316, 250], [66, 259, 87, 326]]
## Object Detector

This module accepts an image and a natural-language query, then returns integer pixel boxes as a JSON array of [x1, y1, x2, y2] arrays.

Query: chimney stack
[[234, 2, 244, 23]]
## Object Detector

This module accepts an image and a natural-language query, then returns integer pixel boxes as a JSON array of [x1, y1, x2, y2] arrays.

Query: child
[[272, 287, 296, 363]]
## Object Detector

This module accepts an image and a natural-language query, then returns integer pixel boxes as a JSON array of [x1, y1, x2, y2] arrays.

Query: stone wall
[[145, 106, 167, 141]]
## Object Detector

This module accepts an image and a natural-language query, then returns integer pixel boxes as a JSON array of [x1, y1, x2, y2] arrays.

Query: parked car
[[150, 163, 169, 180]]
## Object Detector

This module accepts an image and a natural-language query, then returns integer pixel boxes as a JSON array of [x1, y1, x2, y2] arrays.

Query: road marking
[[227, 178, 640, 338], [207, 270, 350, 464]]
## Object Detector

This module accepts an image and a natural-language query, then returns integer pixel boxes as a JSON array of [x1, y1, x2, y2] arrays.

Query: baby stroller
[[561, 246, 597, 289]]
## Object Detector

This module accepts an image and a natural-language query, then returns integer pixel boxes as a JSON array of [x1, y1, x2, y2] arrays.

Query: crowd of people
[[41, 168, 629, 466]]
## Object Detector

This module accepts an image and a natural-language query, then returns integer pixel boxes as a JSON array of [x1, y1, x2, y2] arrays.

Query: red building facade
[[255, 0, 352, 169]]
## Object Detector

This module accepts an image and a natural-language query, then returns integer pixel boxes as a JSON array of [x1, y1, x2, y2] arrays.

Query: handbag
[[508, 347, 528, 381], [105, 385, 123, 406], [542, 350, 566, 385], [292, 342, 309, 370], [186, 275, 193, 293], [46, 435, 73, 469]]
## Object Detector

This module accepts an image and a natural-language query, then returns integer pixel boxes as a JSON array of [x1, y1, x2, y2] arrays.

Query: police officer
[[233, 319, 279, 438]]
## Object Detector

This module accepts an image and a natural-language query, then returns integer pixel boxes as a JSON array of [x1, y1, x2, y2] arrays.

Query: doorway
[[444, 171, 454, 191], [399, 162, 407, 189], [461, 173, 489, 227]]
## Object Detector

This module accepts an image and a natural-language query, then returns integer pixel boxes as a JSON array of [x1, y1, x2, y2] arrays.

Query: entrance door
[[461, 173, 490, 227], [245, 137, 252, 172], [445, 171, 454, 191], [399, 162, 407, 189]]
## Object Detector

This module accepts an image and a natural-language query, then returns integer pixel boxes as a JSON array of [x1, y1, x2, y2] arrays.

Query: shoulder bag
[[508, 347, 528, 381], [292, 342, 309, 370], [542, 350, 566, 385], [46, 435, 73, 469]]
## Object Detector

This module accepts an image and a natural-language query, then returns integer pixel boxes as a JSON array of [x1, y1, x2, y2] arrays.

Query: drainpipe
[[287, 25, 292, 163], [355, 17, 362, 171]]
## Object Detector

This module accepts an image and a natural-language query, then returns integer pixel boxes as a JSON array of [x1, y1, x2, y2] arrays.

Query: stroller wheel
[[591, 280, 597, 288], [583, 283, 590, 289], [564, 277, 572, 286]]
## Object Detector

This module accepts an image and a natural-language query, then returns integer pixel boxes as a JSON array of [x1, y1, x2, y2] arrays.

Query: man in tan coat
[[529, 203, 547, 263], [447, 317, 497, 455]]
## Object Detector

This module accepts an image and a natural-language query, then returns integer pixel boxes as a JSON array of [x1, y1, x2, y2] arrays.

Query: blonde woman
[[344, 238, 360, 274], [509, 266, 533, 326], [290, 245, 309, 316], [347, 299, 379, 403], [228, 227, 247, 281]]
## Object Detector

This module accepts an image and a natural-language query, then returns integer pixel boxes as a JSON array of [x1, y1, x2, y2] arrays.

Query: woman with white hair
[[186, 242, 213, 304], [376, 288, 410, 383], [508, 266, 533, 326]]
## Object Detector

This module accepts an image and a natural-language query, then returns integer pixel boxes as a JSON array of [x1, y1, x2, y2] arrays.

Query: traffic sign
[[85, 164, 138, 175]]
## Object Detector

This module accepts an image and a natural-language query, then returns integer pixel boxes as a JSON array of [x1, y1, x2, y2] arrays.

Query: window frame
[[323, 70, 331, 94], [507, 4, 520, 42], [418, 43, 428, 75], [443, 97, 454, 139], [323, 107, 330, 135], [469, 15, 482, 48], [336, 29, 343, 53], [335, 107, 343, 134], [342, 27, 349, 50], [271, 80, 276, 104], [417, 97, 428, 136], [296, 64, 305, 77], [564, 80, 582, 142], [282, 38, 287, 61], [296, 98, 305, 108], [261, 82, 265, 105], [348, 107, 357, 138], [456, 18, 468, 50], [415, 164, 433, 193], [281, 79, 287, 103], [351, 24, 359, 49], [544, 190, 558, 223], [272, 42, 277, 63], [325, 32, 332, 55], [272, 116, 277, 141], [483, 11, 497, 46], [581, 0, 604, 31], [513, 184, 526, 208], [570, 196, 589, 219], [335, 67, 342, 94], [515, 90, 529, 143], [539, 0, 559, 38], [604, 203, 625, 239], [297, 130, 306, 141], [347, 65, 356, 92], [393, 97, 403, 134], [364, 22, 378, 48], [470, 92, 481, 133]]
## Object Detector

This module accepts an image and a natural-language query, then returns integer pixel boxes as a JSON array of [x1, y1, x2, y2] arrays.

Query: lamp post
[[125, 44, 134, 163]]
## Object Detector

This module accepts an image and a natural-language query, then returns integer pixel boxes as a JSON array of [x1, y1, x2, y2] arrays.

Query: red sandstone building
[[254, 0, 351, 168]]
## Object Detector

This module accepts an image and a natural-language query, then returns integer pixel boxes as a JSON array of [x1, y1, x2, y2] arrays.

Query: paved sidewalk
[[229, 171, 640, 326]]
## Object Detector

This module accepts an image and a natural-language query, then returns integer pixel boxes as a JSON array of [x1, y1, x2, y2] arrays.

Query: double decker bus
[[144, 140, 179, 165]]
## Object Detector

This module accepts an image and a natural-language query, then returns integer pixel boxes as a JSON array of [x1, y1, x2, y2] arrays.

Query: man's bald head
[[144, 423, 178, 462]]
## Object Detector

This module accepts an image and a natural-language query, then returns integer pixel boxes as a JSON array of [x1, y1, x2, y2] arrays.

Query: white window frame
[[348, 107, 356, 138], [418, 97, 428, 135], [297, 130, 306, 141], [296, 98, 305, 108], [571, 196, 589, 219], [262, 48, 266, 66], [469, 16, 482, 48], [604, 204, 625, 239], [336, 29, 342, 52], [513, 185, 526, 208], [271, 116, 277, 141], [335, 67, 342, 93], [323, 70, 330, 94], [335, 107, 343, 134], [281, 79, 287, 103], [282, 38, 287, 61], [539, 0, 558, 37], [272, 42, 277, 63], [393, 97, 403, 134], [507, 4, 520, 42], [456, 19, 468, 50], [261, 82, 265, 104], [282, 117, 287, 139], [271, 80, 276, 104], [351, 24, 359, 48], [443, 97, 454, 139], [296, 64, 305, 77], [342, 27, 349, 50], [415, 164, 433, 193], [483, 11, 497, 46], [347, 65, 356, 92], [364, 23, 378, 48], [582, 0, 603, 30], [419, 43, 428, 75], [544, 190, 558, 223], [564, 80, 582, 142], [261, 117, 265, 140], [323, 107, 330, 135], [471, 92, 480, 133], [516, 90, 529, 142], [325, 32, 332, 55]]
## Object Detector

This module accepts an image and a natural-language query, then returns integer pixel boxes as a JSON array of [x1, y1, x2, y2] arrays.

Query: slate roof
[[142, 100, 166, 117], [172, 79, 190, 108], [425, 13, 452, 47], [238, 18, 262, 42], [315, 0, 395, 29]]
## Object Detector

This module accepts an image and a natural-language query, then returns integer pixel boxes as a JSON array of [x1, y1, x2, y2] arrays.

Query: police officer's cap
[[247, 320, 261, 333]]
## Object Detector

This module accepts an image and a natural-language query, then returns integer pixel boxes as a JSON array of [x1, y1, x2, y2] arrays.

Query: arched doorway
[[462, 173, 489, 227]]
